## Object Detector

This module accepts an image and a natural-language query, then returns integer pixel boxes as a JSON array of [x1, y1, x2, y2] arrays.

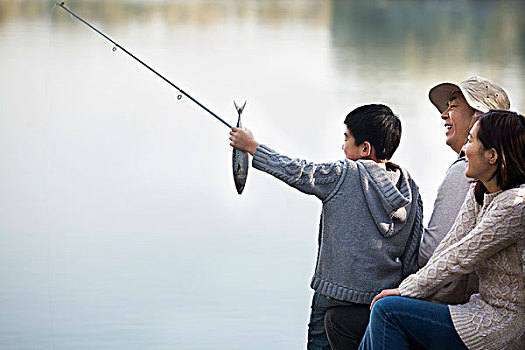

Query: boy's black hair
[[344, 104, 401, 161]]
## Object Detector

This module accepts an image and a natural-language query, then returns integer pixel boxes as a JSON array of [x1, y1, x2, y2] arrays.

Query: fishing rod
[[55, 1, 232, 129]]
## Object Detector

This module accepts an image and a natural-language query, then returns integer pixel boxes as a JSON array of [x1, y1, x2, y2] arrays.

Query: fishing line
[[50, 1, 77, 25], [49, 1, 59, 17], [45, 3, 63, 346], [55, 2, 232, 129]]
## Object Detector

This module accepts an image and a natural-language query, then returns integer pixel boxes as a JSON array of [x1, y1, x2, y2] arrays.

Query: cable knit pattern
[[252, 144, 345, 200], [399, 184, 525, 350], [253, 144, 423, 304]]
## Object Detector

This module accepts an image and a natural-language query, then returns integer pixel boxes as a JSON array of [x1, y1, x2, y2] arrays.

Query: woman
[[359, 110, 525, 350]]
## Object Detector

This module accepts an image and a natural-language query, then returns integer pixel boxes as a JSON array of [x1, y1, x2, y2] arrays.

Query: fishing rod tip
[[56, 1, 65, 6]]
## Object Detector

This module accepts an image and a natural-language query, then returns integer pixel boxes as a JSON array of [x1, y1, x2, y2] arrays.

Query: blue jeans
[[358, 296, 467, 350], [308, 291, 357, 350]]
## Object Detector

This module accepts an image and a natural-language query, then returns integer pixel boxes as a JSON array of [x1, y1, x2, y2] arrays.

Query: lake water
[[1, 0, 524, 349]]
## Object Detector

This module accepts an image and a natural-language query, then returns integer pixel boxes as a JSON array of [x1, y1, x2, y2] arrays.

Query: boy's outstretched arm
[[229, 127, 259, 155], [228, 127, 346, 200]]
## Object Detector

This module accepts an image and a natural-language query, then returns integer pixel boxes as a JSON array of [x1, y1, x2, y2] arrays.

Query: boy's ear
[[361, 141, 372, 158]]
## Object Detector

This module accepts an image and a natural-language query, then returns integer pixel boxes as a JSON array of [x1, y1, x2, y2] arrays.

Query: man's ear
[[361, 141, 372, 158], [487, 148, 498, 165]]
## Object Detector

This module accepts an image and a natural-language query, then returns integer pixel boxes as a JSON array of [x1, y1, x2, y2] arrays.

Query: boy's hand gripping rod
[[55, 2, 232, 129]]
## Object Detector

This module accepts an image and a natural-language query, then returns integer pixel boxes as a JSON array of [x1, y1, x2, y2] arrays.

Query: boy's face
[[343, 127, 364, 160]]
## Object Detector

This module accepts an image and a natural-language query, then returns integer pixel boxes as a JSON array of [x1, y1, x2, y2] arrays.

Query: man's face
[[440, 91, 475, 154]]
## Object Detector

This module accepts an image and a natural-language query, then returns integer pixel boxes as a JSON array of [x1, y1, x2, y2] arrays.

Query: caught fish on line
[[54, 1, 250, 194], [232, 101, 249, 194]]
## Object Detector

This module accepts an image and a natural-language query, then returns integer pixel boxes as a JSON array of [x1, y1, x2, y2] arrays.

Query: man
[[324, 76, 510, 350], [420, 76, 510, 288]]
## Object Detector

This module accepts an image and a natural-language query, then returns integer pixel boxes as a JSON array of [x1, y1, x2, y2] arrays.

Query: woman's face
[[464, 121, 497, 182]]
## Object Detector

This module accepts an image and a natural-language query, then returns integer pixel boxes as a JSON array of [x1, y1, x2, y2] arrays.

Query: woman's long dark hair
[[473, 110, 525, 204]]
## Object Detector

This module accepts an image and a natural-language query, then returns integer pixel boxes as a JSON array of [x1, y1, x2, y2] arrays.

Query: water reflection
[[3, 0, 523, 82], [0, 0, 331, 28], [330, 0, 525, 73]]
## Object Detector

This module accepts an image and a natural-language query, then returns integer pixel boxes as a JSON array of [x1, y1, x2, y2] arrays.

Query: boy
[[229, 104, 423, 350]]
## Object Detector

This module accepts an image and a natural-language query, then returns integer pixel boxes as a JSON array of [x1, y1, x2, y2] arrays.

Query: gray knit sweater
[[419, 157, 470, 266], [253, 145, 423, 304]]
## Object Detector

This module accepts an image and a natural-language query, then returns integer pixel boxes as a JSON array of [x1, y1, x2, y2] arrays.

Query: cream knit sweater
[[399, 184, 525, 350]]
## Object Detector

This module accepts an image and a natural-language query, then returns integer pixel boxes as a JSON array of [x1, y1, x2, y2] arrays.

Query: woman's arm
[[399, 187, 524, 299]]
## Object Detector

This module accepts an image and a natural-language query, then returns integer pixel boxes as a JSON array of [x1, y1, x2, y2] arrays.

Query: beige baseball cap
[[429, 76, 510, 114]]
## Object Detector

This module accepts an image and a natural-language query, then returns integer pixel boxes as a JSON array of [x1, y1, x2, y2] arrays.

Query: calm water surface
[[1, 0, 524, 349]]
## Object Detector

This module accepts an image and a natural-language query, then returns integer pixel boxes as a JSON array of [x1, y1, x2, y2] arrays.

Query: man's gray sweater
[[253, 144, 423, 304]]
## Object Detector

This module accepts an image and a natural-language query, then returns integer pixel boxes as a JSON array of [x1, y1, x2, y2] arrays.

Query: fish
[[232, 100, 249, 194]]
